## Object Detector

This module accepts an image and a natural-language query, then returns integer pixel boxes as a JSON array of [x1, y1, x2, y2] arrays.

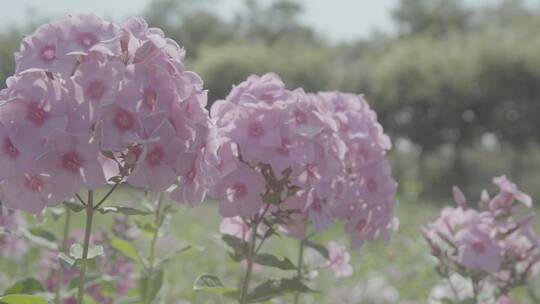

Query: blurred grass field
[[2, 186, 539, 303]]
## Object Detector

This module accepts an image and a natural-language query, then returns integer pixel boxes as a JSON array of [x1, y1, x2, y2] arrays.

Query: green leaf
[[156, 244, 192, 265], [139, 269, 163, 303], [135, 220, 157, 237], [305, 240, 329, 259], [63, 201, 85, 212], [0, 294, 48, 304], [3, 278, 45, 295], [221, 235, 249, 262], [58, 252, 77, 268], [262, 192, 281, 204], [69, 244, 104, 260], [441, 299, 455, 304], [110, 238, 140, 263], [97, 206, 152, 216], [193, 274, 239, 298], [252, 253, 296, 270], [246, 278, 315, 303], [22, 230, 57, 251], [28, 228, 57, 243]]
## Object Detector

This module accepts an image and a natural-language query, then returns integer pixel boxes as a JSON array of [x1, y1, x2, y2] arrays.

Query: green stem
[[143, 193, 164, 304], [77, 190, 94, 304], [293, 239, 306, 304], [54, 207, 71, 304], [240, 218, 260, 304]]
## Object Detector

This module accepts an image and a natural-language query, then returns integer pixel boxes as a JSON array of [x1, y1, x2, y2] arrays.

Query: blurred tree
[[233, 0, 319, 46], [0, 30, 21, 87], [392, 0, 471, 36], [144, 0, 233, 57]]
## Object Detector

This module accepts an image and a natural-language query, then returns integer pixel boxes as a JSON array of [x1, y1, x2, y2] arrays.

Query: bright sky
[[0, 0, 508, 41], [0, 0, 400, 41]]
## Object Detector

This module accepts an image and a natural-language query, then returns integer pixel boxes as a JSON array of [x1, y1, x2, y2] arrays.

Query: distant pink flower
[[0, 208, 29, 259], [323, 241, 353, 277], [496, 295, 516, 304], [220, 217, 251, 241], [491, 175, 532, 210], [455, 224, 502, 273]]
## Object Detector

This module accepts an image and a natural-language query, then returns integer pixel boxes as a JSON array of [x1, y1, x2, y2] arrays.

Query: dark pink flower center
[[86, 81, 106, 101], [311, 198, 322, 213], [231, 182, 247, 199], [247, 121, 264, 138], [306, 164, 317, 177], [143, 88, 157, 110], [356, 219, 367, 232], [367, 178, 377, 193], [77, 32, 98, 48], [26, 102, 48, 126], [146, 146, 164, 167], [39, 45, 56, 62], [24, 174, 44, 192], [186, 168, 196, 181], [3, 137, 19, 159], [113, 108, 135, 131], [259, 93, 274, 103], [472, 241, 486, 254], [294, 110, 307, 124], [62, 151, 83, 172]]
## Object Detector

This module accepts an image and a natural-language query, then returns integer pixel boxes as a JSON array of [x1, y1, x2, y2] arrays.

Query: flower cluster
[[0, 13, 210, 213], [40, 229, 136, 304], [0, 206, 28, 259], [423, 176, 540, 301], [205, 73, 397, 247]]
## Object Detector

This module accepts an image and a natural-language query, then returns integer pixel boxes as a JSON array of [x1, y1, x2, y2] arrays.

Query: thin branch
[[75, 194, 87, 206], [93, 181, 121, 210]]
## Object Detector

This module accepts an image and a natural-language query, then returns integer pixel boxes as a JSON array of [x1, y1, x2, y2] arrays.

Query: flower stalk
[[54, 206, 71, 304], [293, 238, 306, 304], [77, 190, 95, 303]]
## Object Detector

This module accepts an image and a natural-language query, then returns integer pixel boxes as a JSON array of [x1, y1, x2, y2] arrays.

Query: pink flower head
[[1, 14, 210, 214], [208, 74, 397, 249], [425, 176, 540, 298], [323, 241, 353, 277], [37, 131, 106, 199]]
